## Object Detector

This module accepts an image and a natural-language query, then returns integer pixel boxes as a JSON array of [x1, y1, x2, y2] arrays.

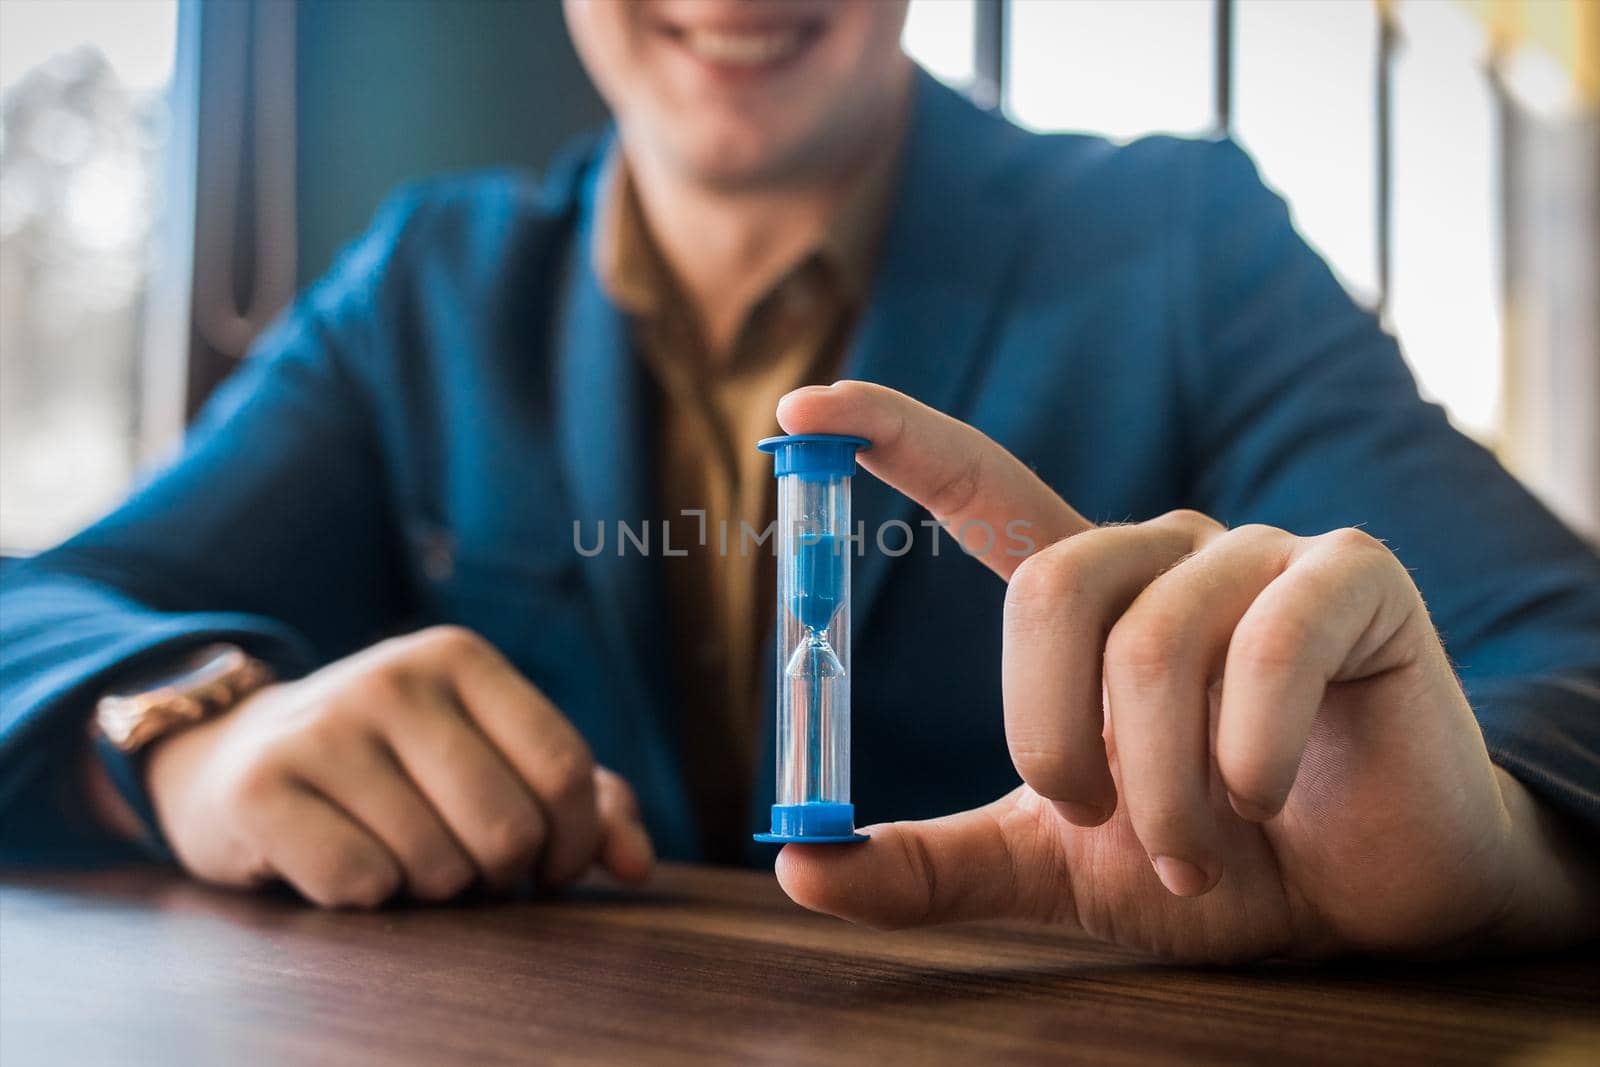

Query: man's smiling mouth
[[653, 14, 827, 73]]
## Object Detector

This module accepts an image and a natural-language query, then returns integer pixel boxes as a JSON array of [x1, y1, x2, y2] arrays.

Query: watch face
[[104, 644, 247, 702]]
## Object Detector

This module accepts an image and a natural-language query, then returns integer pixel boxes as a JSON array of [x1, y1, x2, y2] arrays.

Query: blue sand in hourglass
[[792, 531, 843, 630], [787, 532, 844, 802]]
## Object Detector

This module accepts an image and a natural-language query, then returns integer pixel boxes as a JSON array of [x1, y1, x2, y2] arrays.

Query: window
[[1007, 0, 1215, 139], [0, 0, 184, 551], [1234, 0, 1380, 304], [902, 0, 1510, 444], [1389, 0, 1501, 438], [902, 0, 977, 94]]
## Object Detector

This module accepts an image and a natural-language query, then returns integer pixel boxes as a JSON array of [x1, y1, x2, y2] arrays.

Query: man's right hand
[[143, 626, 653, 908]]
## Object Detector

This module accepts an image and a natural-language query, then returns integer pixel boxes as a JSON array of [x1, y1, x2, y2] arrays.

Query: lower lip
[[659, 25, 823, 84]]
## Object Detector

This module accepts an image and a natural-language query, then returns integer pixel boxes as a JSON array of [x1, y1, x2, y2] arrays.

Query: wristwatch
[[95, 643, 275, 753]]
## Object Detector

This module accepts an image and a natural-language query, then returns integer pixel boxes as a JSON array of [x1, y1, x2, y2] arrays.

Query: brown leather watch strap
[[94, 643, 275, 753]]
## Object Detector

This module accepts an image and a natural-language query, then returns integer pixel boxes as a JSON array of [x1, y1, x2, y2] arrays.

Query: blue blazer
[[4, 73, 1598, 863]]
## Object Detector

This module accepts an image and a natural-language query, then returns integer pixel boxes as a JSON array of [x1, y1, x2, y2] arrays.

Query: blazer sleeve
[[0, 190, 426, 862], [1179, 138, 1600, 832]]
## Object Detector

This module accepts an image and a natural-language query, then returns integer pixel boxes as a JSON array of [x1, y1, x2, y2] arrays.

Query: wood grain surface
[[2, 863, 1596, 1065]]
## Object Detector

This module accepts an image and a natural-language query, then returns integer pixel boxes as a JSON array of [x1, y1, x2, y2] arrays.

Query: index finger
[[776, 381, 1090, 579]]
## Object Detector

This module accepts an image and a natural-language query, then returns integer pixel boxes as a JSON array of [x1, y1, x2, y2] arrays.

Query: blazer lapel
[[842, 71, 1042, 633], [552, 154, 697, 857]]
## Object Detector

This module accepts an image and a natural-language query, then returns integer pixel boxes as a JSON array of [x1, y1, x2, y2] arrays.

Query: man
[[2, 0, 1597, 961]]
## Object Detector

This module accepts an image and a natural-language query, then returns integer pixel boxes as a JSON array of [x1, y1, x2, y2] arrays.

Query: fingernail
[[1152, 855, 1210, 897], [1229, 793, 1277, 822], [1052, 800, 1109, 826]]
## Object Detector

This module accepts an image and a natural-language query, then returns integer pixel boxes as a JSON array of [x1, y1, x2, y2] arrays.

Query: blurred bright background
[[0, 0, 180, 549], [903, 0, 1599, 545], [1, 0, 1596, 551]]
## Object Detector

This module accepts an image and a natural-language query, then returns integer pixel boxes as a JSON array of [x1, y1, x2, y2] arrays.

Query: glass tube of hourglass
[[778, 474, 850, 808], [755, 433, 868, 844]]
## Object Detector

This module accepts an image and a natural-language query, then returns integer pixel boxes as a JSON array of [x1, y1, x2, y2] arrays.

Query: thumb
[[774, 789, 1074, 929], [776, 380, 1090, 580]]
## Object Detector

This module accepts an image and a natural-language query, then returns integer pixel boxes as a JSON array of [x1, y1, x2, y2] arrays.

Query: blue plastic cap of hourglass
[[757, 434, 870, 480], [753, 802, 869, 844]]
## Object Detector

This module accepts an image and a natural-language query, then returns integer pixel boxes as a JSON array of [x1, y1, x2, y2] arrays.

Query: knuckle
[[1230, 617, 1313, 675], [1105, 617, 1185, 680], [1158, 508, 1224, 536], [296, 701, 360, 750], [1005, 541, 1088, 618], [350, 628, 498, 689], [544, 775, 596, 843], [345, 664, 417, 718], [324, 850, 398, 909], [341, 869, 400, 910], [413, 858, 475, 902], [1007, 542, 1069, 598], [421, 623, 484, 651], [1320, 525, 1382, 555], [481, 806, 544, 870], [1219, 522, 1292, 553], [926, 451, 984, 520], [226, 757, 288, 810], [1320, 527, 1399, 577], [542, 740, 598, 809]]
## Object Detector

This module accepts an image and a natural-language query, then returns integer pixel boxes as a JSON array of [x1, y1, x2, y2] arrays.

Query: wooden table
[[2, 864, 1596, 1065]]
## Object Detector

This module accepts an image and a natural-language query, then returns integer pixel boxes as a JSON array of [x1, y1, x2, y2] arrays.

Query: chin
[[667, 124, 817, 189]]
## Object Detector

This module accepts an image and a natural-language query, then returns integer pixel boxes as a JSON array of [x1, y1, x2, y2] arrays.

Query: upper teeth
[[682, 28, 804, 66]]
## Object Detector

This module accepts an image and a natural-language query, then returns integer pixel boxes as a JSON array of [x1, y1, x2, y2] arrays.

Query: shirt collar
[[591, 133, 903, 325]]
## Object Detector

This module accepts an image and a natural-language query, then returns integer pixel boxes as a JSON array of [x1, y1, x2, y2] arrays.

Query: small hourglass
[[754, 434, 870, 844]]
